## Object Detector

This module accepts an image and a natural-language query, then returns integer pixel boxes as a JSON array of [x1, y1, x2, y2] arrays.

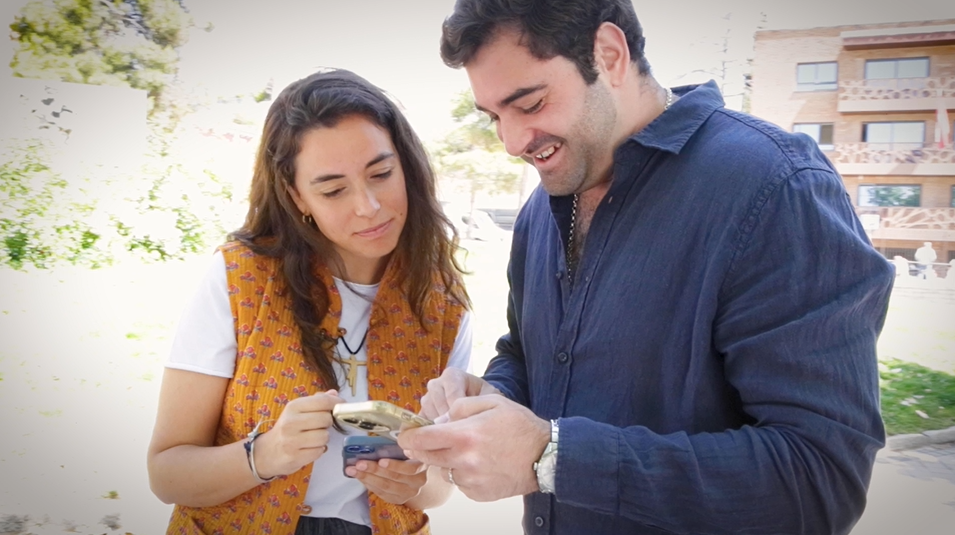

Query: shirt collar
[[624, 80, 725, 156]]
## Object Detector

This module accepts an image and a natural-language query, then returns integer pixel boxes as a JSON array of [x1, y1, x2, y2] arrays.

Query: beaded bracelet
[[244, 419, 276, 483]]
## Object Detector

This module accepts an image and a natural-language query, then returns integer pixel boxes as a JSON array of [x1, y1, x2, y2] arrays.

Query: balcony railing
[[828, 143, 955, 165], [839, 76, 955, 102], [855, 207, 955, 231]]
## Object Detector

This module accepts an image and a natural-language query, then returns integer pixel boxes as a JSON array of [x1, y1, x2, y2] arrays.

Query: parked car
[[441, 202, 511, 242], [478, 208, 519, 231]]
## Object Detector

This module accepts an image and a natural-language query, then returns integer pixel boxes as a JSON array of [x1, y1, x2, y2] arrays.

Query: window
[[863, 122, 924, 151], [865, 58, 929, 80], [793, 123, 834, 150], [858, 185, 921, 207], [796, 62, 838, 91]]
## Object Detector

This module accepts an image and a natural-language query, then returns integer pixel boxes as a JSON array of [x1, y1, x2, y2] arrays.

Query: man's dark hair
[[440, 0, 651, 84]]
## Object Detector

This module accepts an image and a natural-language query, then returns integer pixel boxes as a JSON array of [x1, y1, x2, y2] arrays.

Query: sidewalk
[[851, 428, 955, 535]]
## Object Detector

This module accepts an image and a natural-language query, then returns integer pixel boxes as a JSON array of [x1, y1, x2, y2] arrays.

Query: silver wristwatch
[[533, 419, 559, 494]]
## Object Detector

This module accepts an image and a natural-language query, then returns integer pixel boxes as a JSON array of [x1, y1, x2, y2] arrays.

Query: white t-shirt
[[166, 251, 472, 526]]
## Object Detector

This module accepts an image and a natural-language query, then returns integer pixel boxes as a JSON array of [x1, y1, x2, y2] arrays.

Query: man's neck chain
[[566, 86, 673, 286]]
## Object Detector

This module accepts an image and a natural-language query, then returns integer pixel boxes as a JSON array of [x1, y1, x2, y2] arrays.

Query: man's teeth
[[535, 144, 560, 160]]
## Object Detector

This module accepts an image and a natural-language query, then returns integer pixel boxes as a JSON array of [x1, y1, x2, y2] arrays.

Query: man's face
[[465, 29, 617, 196]]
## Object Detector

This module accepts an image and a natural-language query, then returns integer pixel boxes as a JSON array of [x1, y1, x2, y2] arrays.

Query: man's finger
[[396, 423, 458, 452], [446, 393, 507, 421], [399, 445, 458, 468]]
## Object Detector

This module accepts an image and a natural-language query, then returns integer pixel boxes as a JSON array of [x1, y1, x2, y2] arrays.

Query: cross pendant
[[338, 353, 366, 396]]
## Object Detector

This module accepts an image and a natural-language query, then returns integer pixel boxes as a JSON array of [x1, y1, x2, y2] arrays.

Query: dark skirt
[[294, 516, 372, 535]]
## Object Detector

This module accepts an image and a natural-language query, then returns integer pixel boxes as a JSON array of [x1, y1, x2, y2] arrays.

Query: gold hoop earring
[[302, 213, 313, 225]]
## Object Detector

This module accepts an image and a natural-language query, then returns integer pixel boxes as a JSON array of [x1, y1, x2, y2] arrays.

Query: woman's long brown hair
[[231, 69, 470, 392]]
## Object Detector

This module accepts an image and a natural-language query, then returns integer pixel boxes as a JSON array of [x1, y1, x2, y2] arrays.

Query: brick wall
[[752, 20, 955, 256], [752, 20, 955, 130]]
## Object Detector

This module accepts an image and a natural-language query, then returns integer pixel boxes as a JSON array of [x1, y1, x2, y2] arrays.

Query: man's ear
[[593, 22, 631, 87]]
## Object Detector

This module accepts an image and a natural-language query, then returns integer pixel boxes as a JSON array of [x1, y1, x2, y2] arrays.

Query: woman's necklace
[[336, 329, 368, 396]]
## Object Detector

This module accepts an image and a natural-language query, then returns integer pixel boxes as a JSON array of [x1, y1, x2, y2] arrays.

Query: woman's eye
[[322, 188, 344, 199], [372, 170, 393, 180]]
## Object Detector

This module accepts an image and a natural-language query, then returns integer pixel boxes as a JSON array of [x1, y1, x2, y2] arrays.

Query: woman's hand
[[346, 458, 429, 505], [253, 390, 343, 479]]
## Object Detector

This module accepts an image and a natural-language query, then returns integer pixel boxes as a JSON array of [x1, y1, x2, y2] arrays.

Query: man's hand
[[253, 390, 342, 479], [346, 458, 429, 505], [398, 394, 550, 502], [419, 368, 500, 421]]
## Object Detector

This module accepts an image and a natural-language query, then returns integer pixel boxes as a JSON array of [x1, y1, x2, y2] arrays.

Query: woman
[[147, 69, 471, 535]]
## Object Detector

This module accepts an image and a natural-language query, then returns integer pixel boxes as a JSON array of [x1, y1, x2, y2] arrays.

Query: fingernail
[[434, 414, 449, 424], [379, 459, 390, 468], [403, 449, 413, 459], [345, 467, 357, 477]]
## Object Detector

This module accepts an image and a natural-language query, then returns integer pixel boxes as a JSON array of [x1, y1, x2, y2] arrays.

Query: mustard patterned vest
[[165, 242, 466, 535]]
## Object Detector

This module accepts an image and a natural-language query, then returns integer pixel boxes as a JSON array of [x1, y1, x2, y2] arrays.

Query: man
[[914, 241, 937, 279], [398, 1, 894, 533]]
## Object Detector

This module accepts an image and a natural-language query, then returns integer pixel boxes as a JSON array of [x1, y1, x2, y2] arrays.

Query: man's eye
[[523, 100, 543, 114]]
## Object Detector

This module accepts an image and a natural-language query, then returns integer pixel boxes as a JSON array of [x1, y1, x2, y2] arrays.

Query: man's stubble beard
[[539, 81, 617, 197]]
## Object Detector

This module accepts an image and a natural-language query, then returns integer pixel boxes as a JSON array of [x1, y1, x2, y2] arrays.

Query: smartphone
[[341, 435, 407, 477], [332, 400, 433, 437]]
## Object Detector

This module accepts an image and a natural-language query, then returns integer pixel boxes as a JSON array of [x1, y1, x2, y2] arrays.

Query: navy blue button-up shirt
[[484, 81, 894, 535]]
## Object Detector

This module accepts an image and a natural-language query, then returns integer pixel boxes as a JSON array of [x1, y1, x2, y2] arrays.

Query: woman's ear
[[593, 22, 631, 88], [286, 185, 308, 215]]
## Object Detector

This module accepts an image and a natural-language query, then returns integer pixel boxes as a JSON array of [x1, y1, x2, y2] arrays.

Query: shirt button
[[557, 352, 569, 364], [535, 516, 545, 527]]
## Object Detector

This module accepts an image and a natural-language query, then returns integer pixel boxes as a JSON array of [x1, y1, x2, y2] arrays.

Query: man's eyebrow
[[310, 151, 395, 184], [475, 84, 547, 114]]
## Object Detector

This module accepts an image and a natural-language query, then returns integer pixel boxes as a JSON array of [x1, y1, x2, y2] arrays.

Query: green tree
[[433, 90, 524, 237], [2, 0, 235, 270], [868, 186, 920, 207], [9, 0, 192, 115]]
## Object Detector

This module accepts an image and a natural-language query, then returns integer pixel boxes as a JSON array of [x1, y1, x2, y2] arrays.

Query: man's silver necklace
[[566, 86, 673, 286]]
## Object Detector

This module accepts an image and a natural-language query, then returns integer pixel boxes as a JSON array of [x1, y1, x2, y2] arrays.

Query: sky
[[173, 0, 955, 141], [3, 0, 955, 141]]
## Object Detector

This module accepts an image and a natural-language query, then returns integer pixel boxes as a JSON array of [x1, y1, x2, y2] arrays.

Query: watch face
[[536, 442, 558, 494]]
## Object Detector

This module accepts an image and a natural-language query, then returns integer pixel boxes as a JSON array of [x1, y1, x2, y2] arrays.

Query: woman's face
[[289, 115, 408, 284]]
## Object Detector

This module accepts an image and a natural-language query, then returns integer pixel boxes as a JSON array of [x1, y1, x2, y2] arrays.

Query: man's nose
[[498, 118, 531, 158]]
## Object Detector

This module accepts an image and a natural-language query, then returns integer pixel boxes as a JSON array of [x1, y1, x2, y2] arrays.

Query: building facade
[[751, 20, 955, 270]]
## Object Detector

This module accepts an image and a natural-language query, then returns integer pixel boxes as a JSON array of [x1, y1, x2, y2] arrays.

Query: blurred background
[[1, 1, 954, 533]]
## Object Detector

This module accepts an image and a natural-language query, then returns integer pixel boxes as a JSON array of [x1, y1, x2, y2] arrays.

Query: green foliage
[[866, 186, 921, 207], [879, 358, 955, 435], [0, 137, 233, 270], [433, 90, 524, 200], [3, 0, 237, 269], [9, 0, 192, 115], [0, 140, 96, 269]]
